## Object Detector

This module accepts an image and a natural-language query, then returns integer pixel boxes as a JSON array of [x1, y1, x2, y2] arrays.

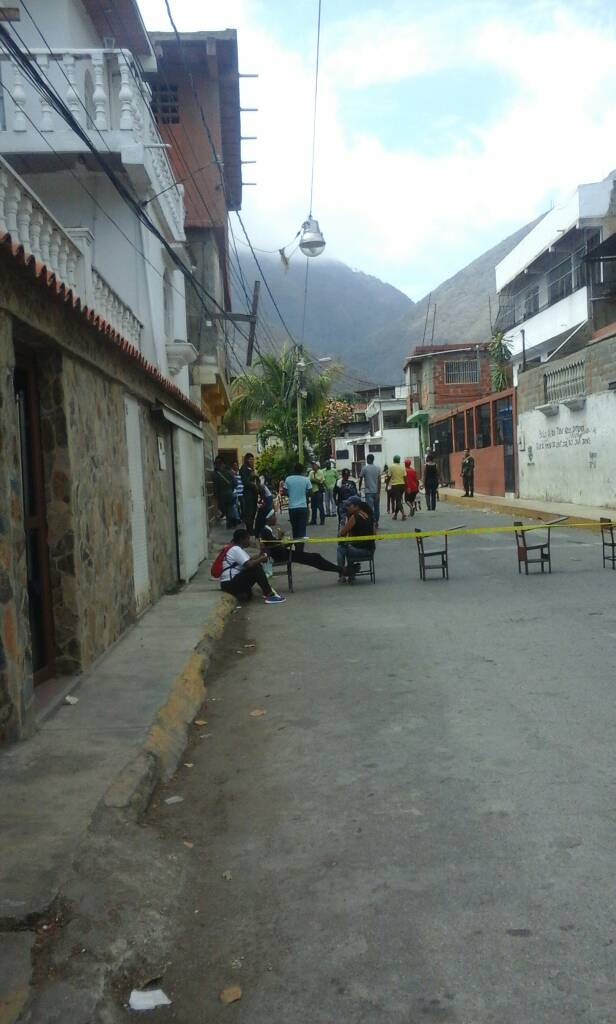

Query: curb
[[103, 593, 236, 819], [437, 490, 603, 526]]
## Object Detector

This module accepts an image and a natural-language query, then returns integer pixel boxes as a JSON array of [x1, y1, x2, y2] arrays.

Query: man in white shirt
[[359, 454, 382, 528], [220, 529, 285, 604]]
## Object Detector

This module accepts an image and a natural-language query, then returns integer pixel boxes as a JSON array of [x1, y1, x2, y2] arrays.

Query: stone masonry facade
[[0, 250, 200, 741]]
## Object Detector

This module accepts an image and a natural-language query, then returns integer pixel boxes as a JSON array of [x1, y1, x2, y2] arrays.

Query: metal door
[[124, 396, 150, 614], [174, 428, 206, 581]]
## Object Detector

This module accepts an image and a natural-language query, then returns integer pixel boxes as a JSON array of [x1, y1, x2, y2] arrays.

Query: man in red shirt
[[404, 458, 419, 516]]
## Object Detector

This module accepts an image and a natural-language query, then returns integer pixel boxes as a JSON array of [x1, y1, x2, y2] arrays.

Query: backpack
[[211, 543, 233, 579]]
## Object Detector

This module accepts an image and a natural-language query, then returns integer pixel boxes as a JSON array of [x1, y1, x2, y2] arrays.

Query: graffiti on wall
[[535, 424, 597, 452]]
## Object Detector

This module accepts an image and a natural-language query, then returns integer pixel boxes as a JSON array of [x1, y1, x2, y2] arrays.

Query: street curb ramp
[[103, 592, 236, 819]]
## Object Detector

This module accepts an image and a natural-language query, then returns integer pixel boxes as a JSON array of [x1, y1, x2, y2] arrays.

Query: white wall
[[518, 392, 616, 507], [496, 178, 615, 290], [380, 428, 421, 466], [21, 169, 189, 381], [16, 0, 102, 49], [505, 288, 589, 355]]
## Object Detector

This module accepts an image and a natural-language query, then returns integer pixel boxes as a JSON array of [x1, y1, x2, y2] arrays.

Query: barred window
[[335, 449, 349, 460], [444, 360, 479, 384], [544, 361, 585, 403], [151, 82, 179, 125]]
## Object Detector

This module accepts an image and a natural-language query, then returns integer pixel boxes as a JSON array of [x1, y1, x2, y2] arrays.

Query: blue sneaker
[[264, 593, 286, 604]]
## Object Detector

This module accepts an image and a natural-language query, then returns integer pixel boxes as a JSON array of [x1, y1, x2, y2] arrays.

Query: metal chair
[[270, 544, 294, 592], [513, 518, 567, 574], [349, 549, 376, 584], [601, 517, 616, 569], [415, 528, 448, 580]]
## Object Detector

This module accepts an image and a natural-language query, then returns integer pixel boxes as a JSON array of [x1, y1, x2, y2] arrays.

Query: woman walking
[[388, 455, 407, 521], [404, 458, 419, 516], [423, 452, 440, 511]]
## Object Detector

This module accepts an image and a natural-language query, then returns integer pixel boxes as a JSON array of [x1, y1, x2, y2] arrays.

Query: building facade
[[428, 389, 516, 495], [0, 0, 208, 742], [148, 31, 243, 522]]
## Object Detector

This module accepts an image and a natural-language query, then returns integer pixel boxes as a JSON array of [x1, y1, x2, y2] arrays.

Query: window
[[383, 410, 406, 429], [335, 449, 349, 460], [453, 412, 465, 451], [444, 360, 479, 384], [494, 396, 513, 445], [548, 256, 573, 304], [151, 82, 180, 125], [368, 443, 382, 453], [475, 403, 492, 448], [544, 360, 585, 403], [429, 418, 453, 455], [465, 408, 475, 449]]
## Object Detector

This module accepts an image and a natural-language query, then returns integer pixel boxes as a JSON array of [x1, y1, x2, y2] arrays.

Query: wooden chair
[[270, 543, 294, 592], [513, 518, 567, 575], [415, 528, 448, 580], [601, 517, 616, 569]]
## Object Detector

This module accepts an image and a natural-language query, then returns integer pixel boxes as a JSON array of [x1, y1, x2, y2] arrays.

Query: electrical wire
[[308, 0, 322, 219]]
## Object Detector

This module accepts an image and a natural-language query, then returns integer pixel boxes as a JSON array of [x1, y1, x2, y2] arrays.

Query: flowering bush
[[305, 399, 355, 464]]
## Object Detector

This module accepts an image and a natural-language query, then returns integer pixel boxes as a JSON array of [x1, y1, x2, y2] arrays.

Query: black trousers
[[425, 486, 438, 510], [221, 565, 272, 597], [463, 475, 474, 496], [288, 507, 308, 553], [291, 550, 339, 573]]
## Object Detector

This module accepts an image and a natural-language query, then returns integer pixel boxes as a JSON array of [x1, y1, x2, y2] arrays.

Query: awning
[[407, 411, 429, 425], [155, 403, 204, 440]]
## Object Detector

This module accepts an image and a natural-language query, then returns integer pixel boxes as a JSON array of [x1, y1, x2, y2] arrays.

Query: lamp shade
[[299, 217, 326, 257]]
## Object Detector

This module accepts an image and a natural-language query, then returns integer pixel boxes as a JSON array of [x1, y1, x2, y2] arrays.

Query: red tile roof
[[0, 232, 204, 422]]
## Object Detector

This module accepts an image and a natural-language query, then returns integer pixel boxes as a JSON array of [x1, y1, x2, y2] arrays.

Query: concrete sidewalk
[[0, 560, 233, 928], [438, 486, 616, 523]]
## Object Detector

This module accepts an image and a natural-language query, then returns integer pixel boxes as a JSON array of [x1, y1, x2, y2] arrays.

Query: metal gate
[[124, 396, 150, 614]]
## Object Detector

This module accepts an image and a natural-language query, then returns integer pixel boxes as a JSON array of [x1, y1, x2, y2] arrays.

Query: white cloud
[[139, 1, 616, 300]]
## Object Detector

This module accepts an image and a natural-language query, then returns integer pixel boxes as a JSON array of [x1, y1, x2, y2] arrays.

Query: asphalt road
[[145, 502, 616, 1024]]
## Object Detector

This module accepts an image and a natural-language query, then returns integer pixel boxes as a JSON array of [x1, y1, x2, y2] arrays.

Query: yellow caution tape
[[262, 520, 616, 545]]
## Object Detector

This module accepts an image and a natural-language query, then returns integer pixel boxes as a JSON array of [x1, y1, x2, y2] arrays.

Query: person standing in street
[[388, 455, 407, 521], [404, 458, 419, 517], [461, 449, 475, 497], [213, 457, 236, 528], [359, 453, 382, 529], [283, 464, 312, 551], [323, 461, 338, 517], [334, 467, 358, 522], [231, 460, 243, 524], [309, 461, 326, 526], [423, 452, 440, 511], [240, 452, 259, 534]]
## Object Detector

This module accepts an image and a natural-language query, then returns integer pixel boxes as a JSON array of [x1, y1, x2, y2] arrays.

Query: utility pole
[[245, 279, 260, 367], [296, 346, 306, 460]]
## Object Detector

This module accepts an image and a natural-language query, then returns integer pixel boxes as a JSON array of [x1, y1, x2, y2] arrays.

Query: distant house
[[333, 386, 420, 475]]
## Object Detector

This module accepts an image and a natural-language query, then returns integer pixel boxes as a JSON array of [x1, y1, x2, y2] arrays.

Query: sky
[[140, 0, 616, 301]]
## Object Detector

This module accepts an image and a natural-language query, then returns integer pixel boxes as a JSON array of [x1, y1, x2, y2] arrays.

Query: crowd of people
[[211, 448, 475, 603]]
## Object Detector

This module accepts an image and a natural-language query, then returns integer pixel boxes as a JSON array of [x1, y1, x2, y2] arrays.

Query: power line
[[308, 0, 323, 218]]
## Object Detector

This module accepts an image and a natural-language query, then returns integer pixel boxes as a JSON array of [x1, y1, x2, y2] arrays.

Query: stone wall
[[0, 312, 33, 741], [0, 250, 201, 741]]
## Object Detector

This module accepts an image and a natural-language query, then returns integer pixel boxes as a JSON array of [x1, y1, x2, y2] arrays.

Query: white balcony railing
[[0, 155, 142, 347], [0, 48, 184, 242]]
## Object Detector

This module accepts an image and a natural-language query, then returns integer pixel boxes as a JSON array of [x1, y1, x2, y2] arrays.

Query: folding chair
[[513, 518, 567, 575], [271, 543, 294, 592], [415, 528, 448, 580], [349, 548, 376, 584], [601, 517, 616, 569]]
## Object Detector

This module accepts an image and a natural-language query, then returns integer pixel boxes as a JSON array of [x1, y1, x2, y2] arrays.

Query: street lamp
[[299, 217, 326, 258]]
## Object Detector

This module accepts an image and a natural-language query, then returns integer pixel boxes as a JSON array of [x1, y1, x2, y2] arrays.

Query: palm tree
[[489, 331, 513, 392], [228, 346, 336, 456]]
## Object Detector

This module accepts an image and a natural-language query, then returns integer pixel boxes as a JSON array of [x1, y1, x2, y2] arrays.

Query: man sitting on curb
[[219, 528, 285, 604], [337, 496, 375, 583]]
